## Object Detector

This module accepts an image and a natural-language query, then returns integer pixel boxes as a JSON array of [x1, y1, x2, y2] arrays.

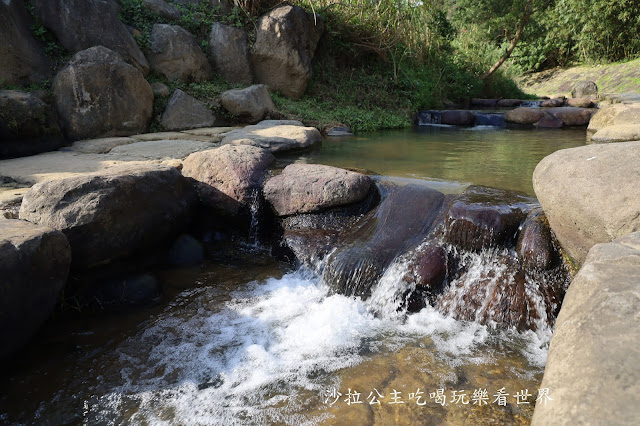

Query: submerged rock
[[445, 186, 534, 251], [322, 184, 445, 298], [0, 218, 71, 359], [19, 164, 197, 269], [263, 164, 373, 216]]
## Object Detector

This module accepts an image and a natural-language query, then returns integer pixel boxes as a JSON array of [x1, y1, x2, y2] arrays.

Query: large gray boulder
[[31, 0, 149, 75], [52, 46, 153, 141], [251, 5, 324, 99], [160, 89, 218, 131], [0, 218, 71, 359], [571, 80, 597, 98], [219, 84, 275, 124], [591, 124, 640, 143], [263, 164, 373, 216], [148, 24, 212, 82], [533, 141, 640, 265], [208, 22, 252, 85], [0, 90, 65, 158], [531, 232, 640, 425], [221, 120, 321, 153], [0, 0, 51, 85], [182, 145, 275, 215], [19, 164, 197, 269], [587, 103, 640, 133]]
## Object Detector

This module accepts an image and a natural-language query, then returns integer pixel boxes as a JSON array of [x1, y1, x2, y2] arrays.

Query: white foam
[[75, 266, 549, 424]]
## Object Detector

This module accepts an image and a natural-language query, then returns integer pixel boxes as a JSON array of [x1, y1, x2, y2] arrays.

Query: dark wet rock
[[0, 90, 66, 159], [32, 0, 149, 75], [541, 98, 564, 107], [209, 22, 252, 85], [182, 145, 275, 217], [437, 253, 568, 331], [505, 107, 545, 125], [251, 5, 324, 99], [572, 80, 597, 98], [496, 99, 523, 107], [219, 85, 275, 124], [547, 107, 594, 126], [417, 110, 441, 125], [53, 46, 153, 140], [517, 208, 558, 271], [0, 0, 51, 85], [474, 114, 505, 127], [143, 0, 182, 20], [322, 184, 445, 298], [471, 99, 497, 107], [19, 164, 197, 269], [264, 164, 373, 216], [148, 24, 212, 82], [445, 186, 535, 251], [534, 112, 564, 128], [161, 89, 219, 131], [0, 218, 71, 359], [221, 121, 322, 153], [410, 245, 448, 292], [168, 234, 204, 266], [441, 110, 476, 126]]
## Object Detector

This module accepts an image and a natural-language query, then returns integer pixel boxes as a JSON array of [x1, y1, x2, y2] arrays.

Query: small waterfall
[[474, 113, 506, 127], [242, 189, 262, 250], [417, 110, 442, 125], [521, 100, 543, 108]]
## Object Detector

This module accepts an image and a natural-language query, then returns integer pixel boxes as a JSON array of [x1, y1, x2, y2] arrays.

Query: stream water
[[0, 126, 587, 425]]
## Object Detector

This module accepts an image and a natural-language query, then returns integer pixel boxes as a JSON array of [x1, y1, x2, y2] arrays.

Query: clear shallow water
[[281, 126, 587, 196]]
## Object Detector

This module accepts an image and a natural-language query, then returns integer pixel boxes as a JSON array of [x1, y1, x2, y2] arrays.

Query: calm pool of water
[[281, 126, 587, 196]]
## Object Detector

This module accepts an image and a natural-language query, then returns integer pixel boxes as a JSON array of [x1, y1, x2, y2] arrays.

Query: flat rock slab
[[0, 151, 151, 185], [263, 163, 373, 216], [181, 127, 239, 137], [64, 137, 136, 154], [533, 141, 640, 264], [132, 132, 217, 143], [588, 103, 640, 132], [531, 232, 640, 425], [591, 124, 640, 143], [108, 140, 215, 160], [222, 121, 321, 153]]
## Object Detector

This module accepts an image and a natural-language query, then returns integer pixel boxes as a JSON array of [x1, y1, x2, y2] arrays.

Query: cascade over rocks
[[161, 89, 219, 131], [251, 5, 324, 99], [53, 46, 153, 141], [221, 120, 322, 153], [0, 0, 51, 85], [0, 218, 71, 360], [263, 164, 374, 216], [19, 164, 197, 269], [322, 183, 445, 298], [209, 22, 252, 85], [219, 85, 275, 124], [440, 110, 476, 126], [148, 24, 212, 82], [0, 90, 65, 158], [533, 141, 640, 264], [182, 145, 275, 217], [32, 0, 149, 75], [445, 186, 535, 251]]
